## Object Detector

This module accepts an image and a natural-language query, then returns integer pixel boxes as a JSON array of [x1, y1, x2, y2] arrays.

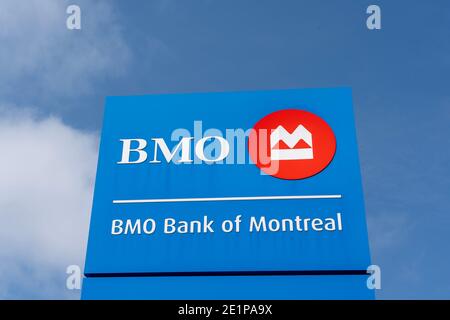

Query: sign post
[[82, 88, 373, 299]]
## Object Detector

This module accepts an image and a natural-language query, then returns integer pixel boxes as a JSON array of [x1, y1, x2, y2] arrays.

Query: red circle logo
[[248, 109, 336, 180]]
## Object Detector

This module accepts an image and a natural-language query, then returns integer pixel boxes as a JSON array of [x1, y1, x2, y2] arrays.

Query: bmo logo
[[117, 109, 336, 180], [249, 109, 336, 180]]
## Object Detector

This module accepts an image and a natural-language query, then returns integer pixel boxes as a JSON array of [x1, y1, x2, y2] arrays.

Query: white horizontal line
[[112, 194, 342, 204]]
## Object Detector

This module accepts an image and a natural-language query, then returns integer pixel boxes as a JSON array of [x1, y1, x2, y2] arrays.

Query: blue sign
[[84, 88, 371, 279]]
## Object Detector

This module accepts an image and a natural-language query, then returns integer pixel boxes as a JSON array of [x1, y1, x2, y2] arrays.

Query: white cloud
[[0, 0, 128, 298], [0, 108, 98, 299], [0, 0, 130, 97]]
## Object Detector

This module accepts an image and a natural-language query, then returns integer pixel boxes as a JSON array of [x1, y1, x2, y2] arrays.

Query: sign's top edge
[[104, 87, 353, 100]]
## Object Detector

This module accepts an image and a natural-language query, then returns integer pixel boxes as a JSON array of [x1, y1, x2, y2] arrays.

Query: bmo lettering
[[111, 219, 156, 235], [118, 137, 230, 164]]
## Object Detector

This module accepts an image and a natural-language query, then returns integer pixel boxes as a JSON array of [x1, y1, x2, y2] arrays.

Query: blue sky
[[0, 0, 449, 299]]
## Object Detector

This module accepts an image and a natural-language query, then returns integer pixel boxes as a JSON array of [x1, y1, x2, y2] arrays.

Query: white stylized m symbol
[[270, 125, 313, 160]]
